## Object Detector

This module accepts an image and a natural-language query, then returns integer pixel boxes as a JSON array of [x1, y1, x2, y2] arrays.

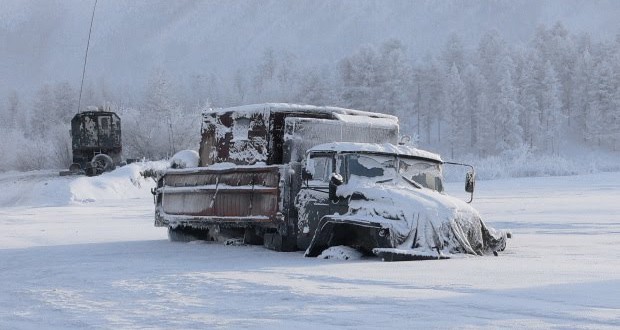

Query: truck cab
[[296, 143, 508, 260]]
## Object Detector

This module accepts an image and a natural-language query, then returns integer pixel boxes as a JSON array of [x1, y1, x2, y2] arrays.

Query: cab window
[[307, 154, 333, 184]]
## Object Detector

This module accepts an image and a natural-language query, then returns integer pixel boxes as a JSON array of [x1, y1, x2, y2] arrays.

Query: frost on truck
[[151, 103, 509, 260], [154, 104, 398, 249], [299, 143, 508, 261], [64, 110, 122, 176]]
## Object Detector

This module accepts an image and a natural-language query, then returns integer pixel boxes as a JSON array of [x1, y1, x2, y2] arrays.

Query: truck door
[[97, 115, 112, 147], [295, 152, 334, 249]]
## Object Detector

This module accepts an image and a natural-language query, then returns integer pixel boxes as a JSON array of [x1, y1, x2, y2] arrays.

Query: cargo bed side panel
[[155, 165, 282, 228]]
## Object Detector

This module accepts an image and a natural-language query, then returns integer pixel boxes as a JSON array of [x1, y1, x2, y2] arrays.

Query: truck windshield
[[346, 153, 444, 192], [348, 154, 397, 183], [398, 158, 444, 192]]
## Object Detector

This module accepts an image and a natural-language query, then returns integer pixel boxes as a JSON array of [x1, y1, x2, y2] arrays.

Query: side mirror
[[465, 171, 475, 193], [329, 173, 343, 203], [465, 171, 475, 203], [301, 168, 313, 181]]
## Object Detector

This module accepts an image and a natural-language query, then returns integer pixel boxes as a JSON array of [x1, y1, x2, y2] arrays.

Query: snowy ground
[[0, 169, 619, 329]]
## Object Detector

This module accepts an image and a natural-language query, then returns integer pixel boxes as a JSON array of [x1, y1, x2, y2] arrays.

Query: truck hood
[[334, 181, 508, 258]]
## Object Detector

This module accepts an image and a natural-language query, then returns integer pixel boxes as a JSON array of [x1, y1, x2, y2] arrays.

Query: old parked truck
[[152, 103, 509, 260], [61, 108, 123, 176]]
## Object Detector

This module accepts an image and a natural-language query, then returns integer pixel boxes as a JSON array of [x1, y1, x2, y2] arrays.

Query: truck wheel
[[244, 227, 264, 245], [263, 232, 297, 252], [91, 154, 115, 175], [167, 226, 210, 242]]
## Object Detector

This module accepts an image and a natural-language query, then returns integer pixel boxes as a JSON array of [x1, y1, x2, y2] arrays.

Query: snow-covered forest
[[1, 19, 619, 174]]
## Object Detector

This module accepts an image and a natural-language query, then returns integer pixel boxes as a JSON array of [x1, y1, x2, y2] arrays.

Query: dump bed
[[155, 164, 285, 228]]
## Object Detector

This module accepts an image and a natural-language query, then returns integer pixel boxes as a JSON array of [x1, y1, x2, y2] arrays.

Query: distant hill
[[1, 0, 619, 96]]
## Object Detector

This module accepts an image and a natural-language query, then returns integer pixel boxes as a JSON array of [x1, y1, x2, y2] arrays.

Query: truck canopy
[[199, 103, 399, 166]]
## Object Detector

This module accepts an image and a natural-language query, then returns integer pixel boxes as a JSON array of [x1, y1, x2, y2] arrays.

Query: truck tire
[[263, 232, 297, 252], [90, 154, 115, 176]]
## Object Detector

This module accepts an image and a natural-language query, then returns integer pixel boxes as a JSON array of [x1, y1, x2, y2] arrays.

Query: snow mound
[[170, 150, 199, 169], [317, 246, 364, 260], [69, 163, 156, 203], [0, 163, 161, 207]]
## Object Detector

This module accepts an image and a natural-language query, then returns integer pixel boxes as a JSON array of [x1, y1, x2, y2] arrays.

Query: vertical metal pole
[[77, 0, 98, 114]]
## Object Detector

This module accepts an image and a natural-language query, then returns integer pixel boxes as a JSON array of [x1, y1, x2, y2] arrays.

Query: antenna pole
[[77, 0, 98, 113]]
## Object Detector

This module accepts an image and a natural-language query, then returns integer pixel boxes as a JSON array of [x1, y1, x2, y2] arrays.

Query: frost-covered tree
[[138, 68, 187, 158], [376, 39, 414, 126], [462, 64, 486, 149], [496, 68, 523, 152], [517, 54, 542, 149], [477, 31, 511, 150], [297, 66, 335, 106], [339, 44, 380, 111], [444, 64, 467, 158], [477, 30, 507, 91], [533, 23, 577, 128], [587, 56, 616, 147], [476, 91, 493, 156], [573, 48, 594, 142], [254, 48, 277, 93], [143, 69, 178, 116], [233, 69, 248, 104], [4, 90, 20, 129], [51, 82, 77, 124], [426, 59, 445, 143], [412, 66, 436, 144], [441, 32, 465, 73], [29, 84, 54, 138], [188, 74, 209, 109], [251, 49, 299, 102], [540, 61, 563, 154]]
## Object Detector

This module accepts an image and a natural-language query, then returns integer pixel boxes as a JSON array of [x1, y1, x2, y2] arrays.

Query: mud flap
[[305, 221, 338, 257]]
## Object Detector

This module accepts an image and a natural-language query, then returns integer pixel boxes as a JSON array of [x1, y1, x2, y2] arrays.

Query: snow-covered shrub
[[443, 146, 620, 182]]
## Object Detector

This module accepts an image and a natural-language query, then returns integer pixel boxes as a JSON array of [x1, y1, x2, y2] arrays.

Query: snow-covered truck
[[152, 103, 508, 260], [60, 108, 123, 176]]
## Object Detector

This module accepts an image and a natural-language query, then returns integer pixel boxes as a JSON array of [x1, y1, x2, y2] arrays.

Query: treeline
[[1, 22, 619, 171]]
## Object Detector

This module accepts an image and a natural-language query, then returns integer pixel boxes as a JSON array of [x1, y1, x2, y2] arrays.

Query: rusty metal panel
[[159, 165, 281, 222], [164, 166, 280, 187], [162, 188, 279, 217], [199, 110, 270, 166]]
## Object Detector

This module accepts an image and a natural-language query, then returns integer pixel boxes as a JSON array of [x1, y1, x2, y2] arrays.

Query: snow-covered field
[[0, 168, 619, 329]]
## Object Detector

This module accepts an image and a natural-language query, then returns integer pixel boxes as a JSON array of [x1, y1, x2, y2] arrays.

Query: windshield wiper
[[402, 176, 422, 189]]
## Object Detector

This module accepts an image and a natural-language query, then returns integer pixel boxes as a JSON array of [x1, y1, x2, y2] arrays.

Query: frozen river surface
[[0, 170, 619, 329]]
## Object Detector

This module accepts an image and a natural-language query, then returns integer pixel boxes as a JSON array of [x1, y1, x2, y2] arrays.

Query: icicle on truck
[[151, 103, 509, 260]]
